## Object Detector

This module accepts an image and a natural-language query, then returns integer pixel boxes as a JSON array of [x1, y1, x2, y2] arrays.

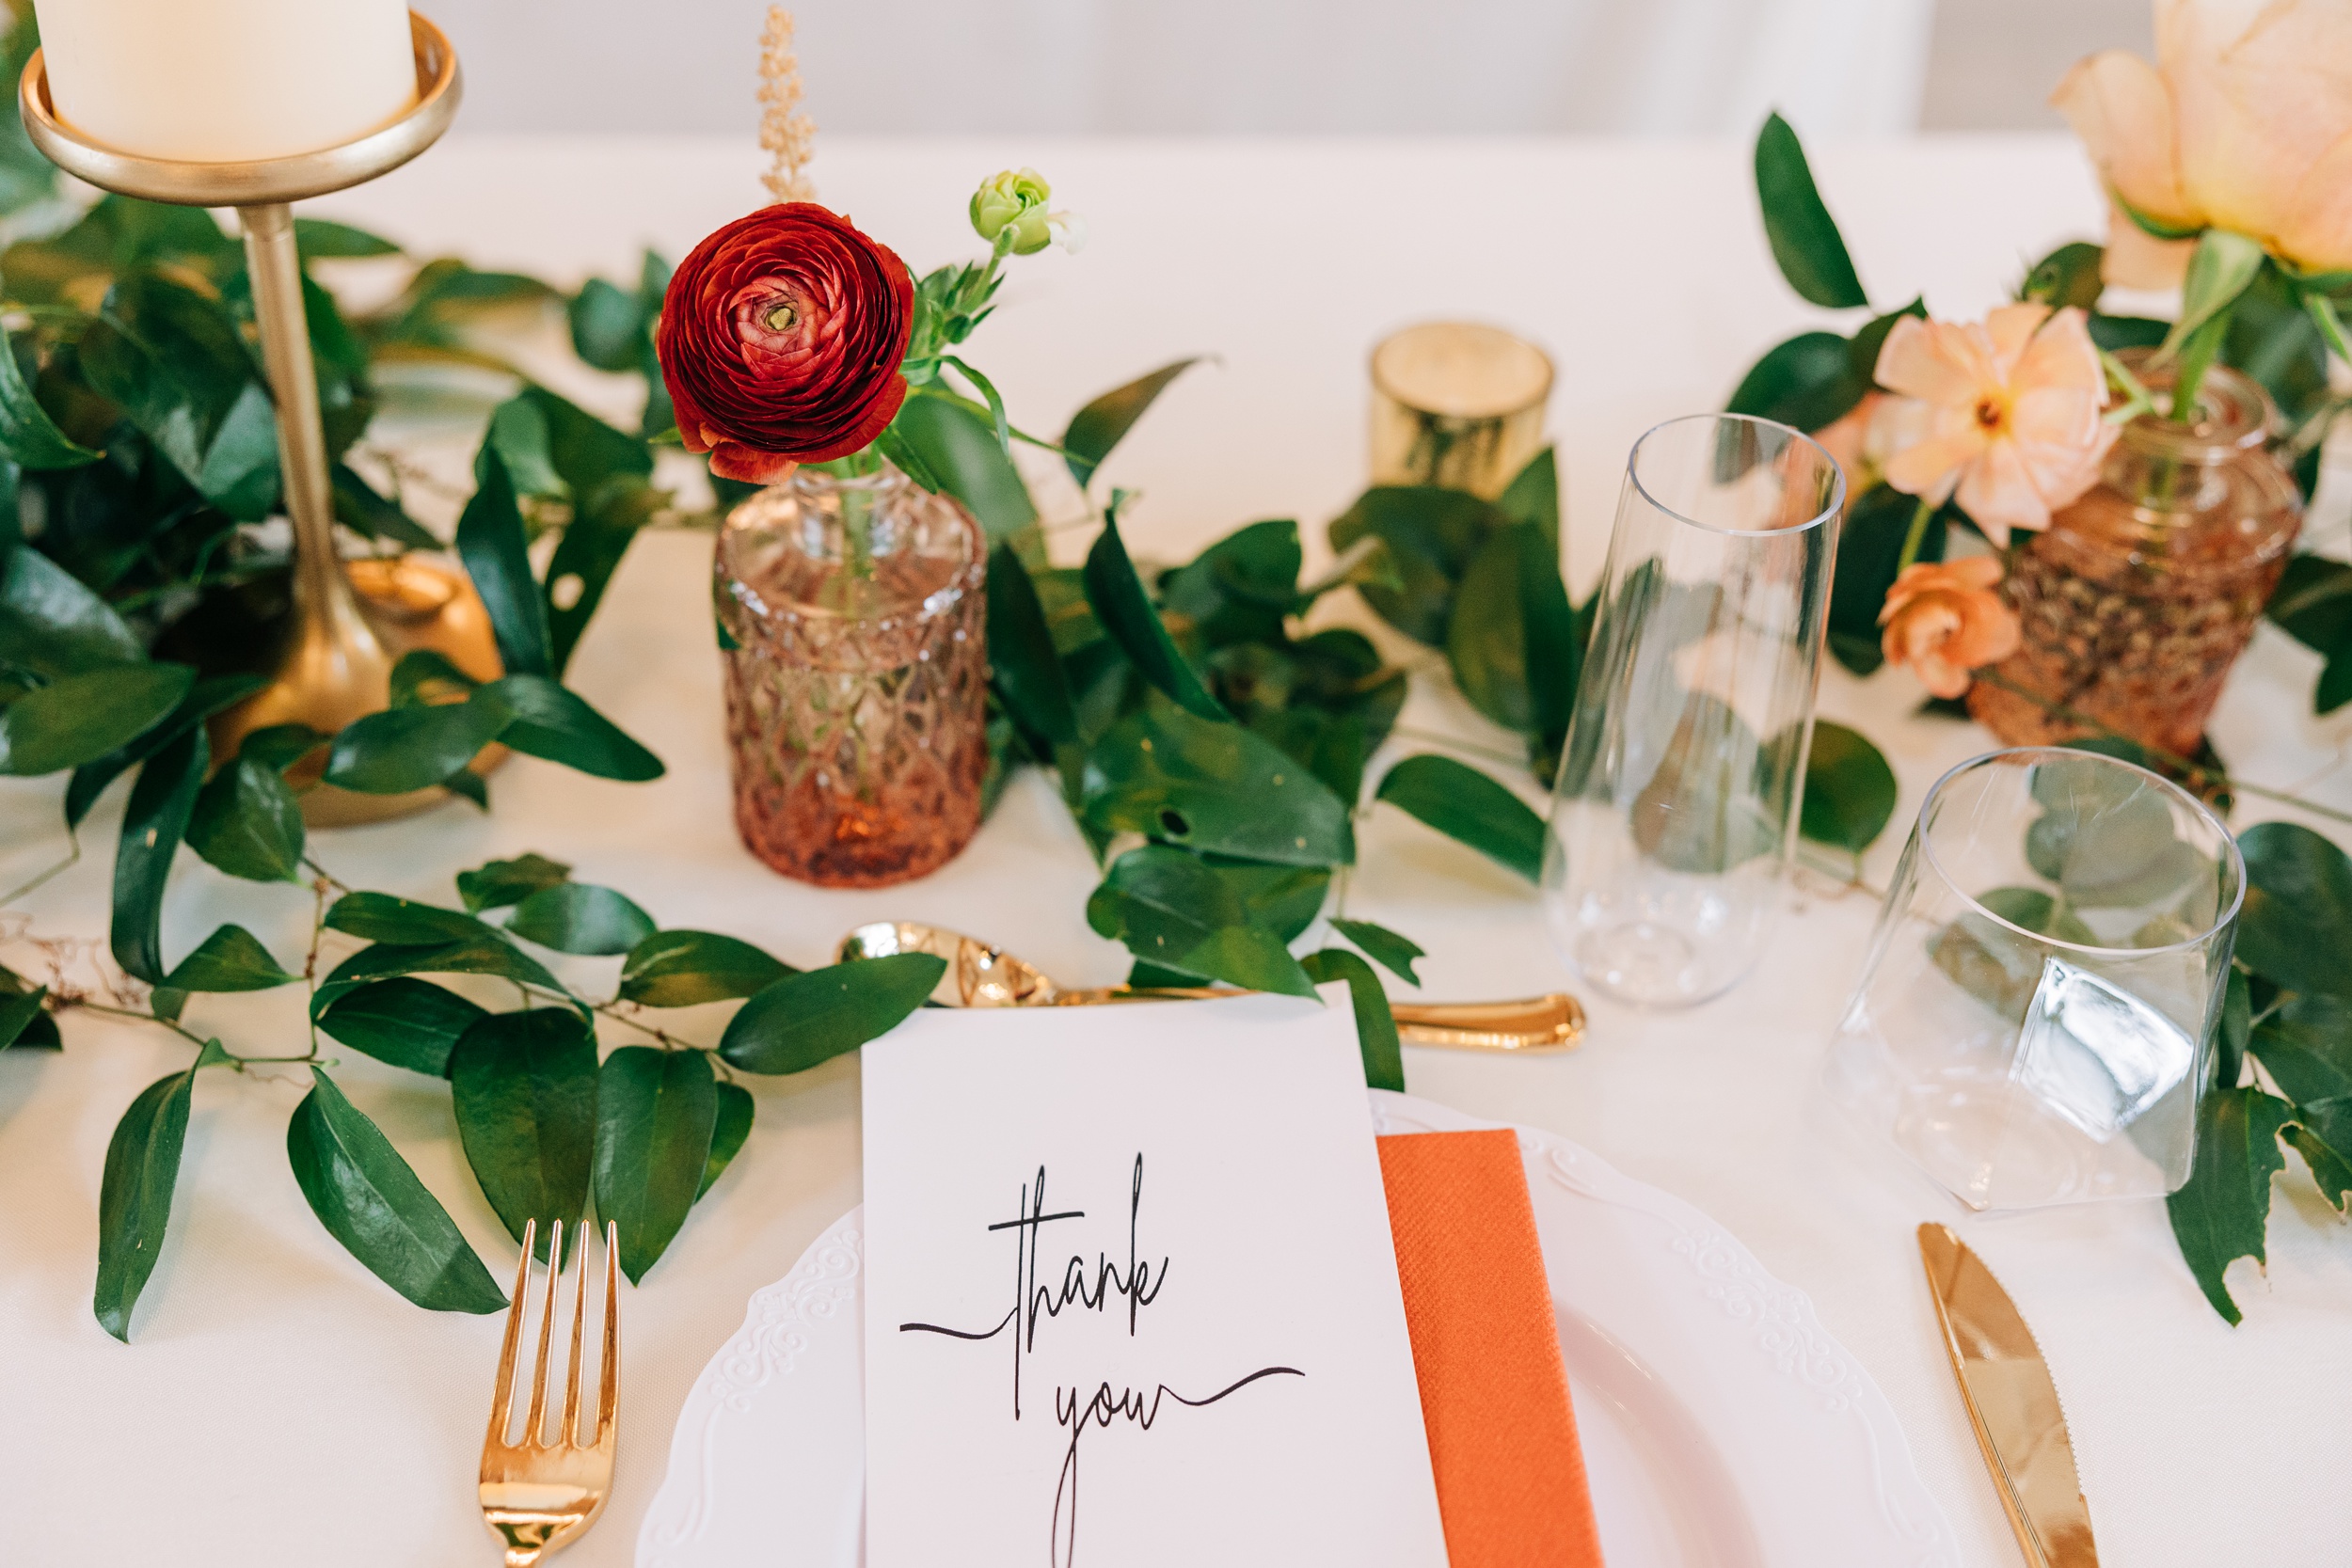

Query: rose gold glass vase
[[714, 463, 989, 887], [1967, 353, 2301, 757]]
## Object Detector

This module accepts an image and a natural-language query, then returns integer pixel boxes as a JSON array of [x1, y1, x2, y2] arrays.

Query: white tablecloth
[[3, 135, 2347, 1565]]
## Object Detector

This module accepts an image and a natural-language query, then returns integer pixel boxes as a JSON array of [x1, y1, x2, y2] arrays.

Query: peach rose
[[1878, 558, 2022, 699], [2053, 0, 2352, 287], [1870, 303, 2119, 546]]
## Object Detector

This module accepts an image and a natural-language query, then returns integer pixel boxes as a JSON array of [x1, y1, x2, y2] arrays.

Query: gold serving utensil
[[1917, 1223, 2099, 1567], [838, 920, 1584, 1053], [481, 1219, 619, 1568]]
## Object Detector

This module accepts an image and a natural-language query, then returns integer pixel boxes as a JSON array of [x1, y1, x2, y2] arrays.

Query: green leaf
[[1082, 506, 1229, 721], [293, 217, 401, 259], [1300, 949, 1404, 1091], [326, 891, 501, 946], [1062, 357, 1201, 487], [451, 1009, 597, 1254], [2165, 1086, 2291, 1324], [1375, 754, 1545, 882], [185, 750, 304, 881], [2023, 755, 2202, 911], [93, 1067, 195, 1340], [1176, 925, 1317, 997], [699, 1082, 755, 1199], [986, 541, 1078, 747], [315, 977, 488, 1077], [0, 984, 49, 1052], [64, 675, 271, 831], [1725, 330, 1863, 433], [887, 391, 1037, 539], [0, 546, 140, 675], [1828, 486, 1946, 676], [1800, 721, 1897, 853], [1494, 447, 1559, 546], [1083, 705, 1354, 867], [321, 698, 503, 794], [1448, 526, 1539, 732], [545, 475, 660, 679], [567, 277, 644, 373], [312, 937, 576, 1021], [457, 852, 572, 913], [2235, 821, 2352, 997], [2217, 966, 2251, 1090], [1084, 845, 1318, 990], [1210, 859, 1332, 942], [594, 1046, 718, 1282], [0, 662, 190, 775], [718, 955, 946, 1075], [506, 882, 657, 956], [332, 462, 438, 549], [2283, 1097, 2352, 1214], [159, 924, 297, 992], [1329, 919, 1424, 986], [1158, 519, 1303, 651], [618, 929, 794, 1007], [1518, 523, 1581, 762], [110, 727, 207, 984], [1754, 111, 1867, 309], [288, 1067, 506, 1313], [1327, 486, 1503, 646], [80, 276, 279, 518], [0, 317, 100, 468], [454, 448, 553, 678], [2160, 230, 2266, 363], [478, 673, 663, 782], [2247, 991, 2352, 1106], [2022, 241, 2107, 310]]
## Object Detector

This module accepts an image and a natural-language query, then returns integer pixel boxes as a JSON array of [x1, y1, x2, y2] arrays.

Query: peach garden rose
[[1878, 558, 2023, 699], [2053, 0, 2352, 287]]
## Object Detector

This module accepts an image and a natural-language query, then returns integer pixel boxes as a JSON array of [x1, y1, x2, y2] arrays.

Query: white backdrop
[[424, 0, 1934, 137]]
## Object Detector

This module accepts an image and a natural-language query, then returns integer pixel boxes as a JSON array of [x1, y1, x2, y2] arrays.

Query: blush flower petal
[[1869, 305, 2114, 547]]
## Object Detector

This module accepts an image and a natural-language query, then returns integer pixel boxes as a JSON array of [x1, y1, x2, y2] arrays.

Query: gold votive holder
[[1370, 321, 1553, 499]]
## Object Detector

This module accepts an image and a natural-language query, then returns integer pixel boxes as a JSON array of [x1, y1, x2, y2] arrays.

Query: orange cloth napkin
[[1378, 1129, 1605, 1568]]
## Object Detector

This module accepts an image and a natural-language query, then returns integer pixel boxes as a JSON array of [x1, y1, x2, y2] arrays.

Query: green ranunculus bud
[[970, 167, 1055, 255]]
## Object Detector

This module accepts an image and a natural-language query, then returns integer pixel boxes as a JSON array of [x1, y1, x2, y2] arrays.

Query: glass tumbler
[[1825, 748, 2243, 1211], [1369, 321, 1553, 499], [1543, 414, 1842, 1006]]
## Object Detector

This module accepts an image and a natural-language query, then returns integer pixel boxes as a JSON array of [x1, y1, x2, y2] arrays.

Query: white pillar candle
[[33, 0, 418, 163]]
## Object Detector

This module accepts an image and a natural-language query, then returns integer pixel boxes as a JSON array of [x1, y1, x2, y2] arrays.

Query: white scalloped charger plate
[[636, 1091, 1957, 1568]]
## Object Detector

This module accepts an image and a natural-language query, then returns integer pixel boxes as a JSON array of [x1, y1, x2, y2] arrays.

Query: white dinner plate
[[636, 1091, 1958, 1567]]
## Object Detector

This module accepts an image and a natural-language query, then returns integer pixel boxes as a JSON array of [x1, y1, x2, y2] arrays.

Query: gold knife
[[1916, 1223, 2099, 1567]]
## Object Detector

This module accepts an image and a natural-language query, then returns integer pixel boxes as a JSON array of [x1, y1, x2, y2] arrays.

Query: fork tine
[[486, 1217, 535, 1449], [596, 1219, 620, 1448], [560, 1214, 588, 1445], [523, 1217, 563, 1446]]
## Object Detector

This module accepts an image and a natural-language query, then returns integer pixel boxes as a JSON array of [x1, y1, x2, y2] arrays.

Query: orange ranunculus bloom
[[2053, 0, 2352, 287], [1878, 557, 2023, 699], [1870, 303, 2118, 547]]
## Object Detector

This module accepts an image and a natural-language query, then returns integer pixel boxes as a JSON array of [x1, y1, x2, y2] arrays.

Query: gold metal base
[[20, 18, 477, 828], [211, 555, 506, 827]]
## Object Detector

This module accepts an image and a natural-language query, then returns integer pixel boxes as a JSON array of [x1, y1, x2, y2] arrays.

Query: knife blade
[[1917, 1223, 2099, 1567]]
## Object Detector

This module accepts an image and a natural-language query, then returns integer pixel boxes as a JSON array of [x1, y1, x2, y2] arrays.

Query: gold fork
[[480, 1218, 619, 1567]]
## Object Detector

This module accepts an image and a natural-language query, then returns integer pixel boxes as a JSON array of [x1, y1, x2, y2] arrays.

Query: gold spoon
[[837, 920, 1583, 1054]]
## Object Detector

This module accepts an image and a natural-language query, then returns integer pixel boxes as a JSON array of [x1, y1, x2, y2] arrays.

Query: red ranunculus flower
[[656, 203, 915, 483]]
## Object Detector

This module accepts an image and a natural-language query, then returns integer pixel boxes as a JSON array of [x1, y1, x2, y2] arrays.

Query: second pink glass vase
[[714, 463, 988, 888]]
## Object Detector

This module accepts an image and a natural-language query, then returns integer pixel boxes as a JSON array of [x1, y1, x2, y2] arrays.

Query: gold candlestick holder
[[19, 13, 503, 826]]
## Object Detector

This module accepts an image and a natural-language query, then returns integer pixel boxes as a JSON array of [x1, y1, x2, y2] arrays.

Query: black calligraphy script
[[899, 1154, 1303, 1566]]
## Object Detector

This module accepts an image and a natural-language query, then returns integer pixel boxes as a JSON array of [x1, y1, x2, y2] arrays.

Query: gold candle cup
[[1370, 321, 1554, 499], [19, 14, 503, 826]]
